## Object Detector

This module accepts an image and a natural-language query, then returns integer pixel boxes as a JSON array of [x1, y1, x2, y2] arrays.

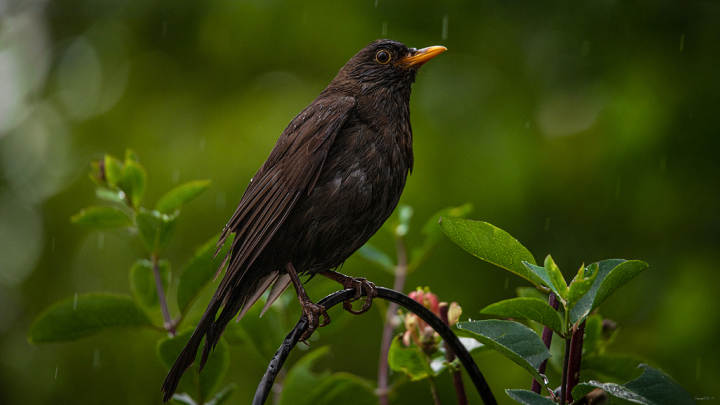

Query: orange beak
[[398, 45, 448, 68]]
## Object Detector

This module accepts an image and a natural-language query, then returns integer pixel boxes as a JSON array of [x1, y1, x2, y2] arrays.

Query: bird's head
[[329, 39, 447, 95]]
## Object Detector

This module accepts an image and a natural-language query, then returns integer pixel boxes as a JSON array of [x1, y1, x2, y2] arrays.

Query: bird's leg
[[285, 263, 330, 341], [320, 270, 378, 315]]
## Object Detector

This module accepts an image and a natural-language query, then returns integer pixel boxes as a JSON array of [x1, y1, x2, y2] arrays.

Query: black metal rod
[[252, 287, 497, 405]]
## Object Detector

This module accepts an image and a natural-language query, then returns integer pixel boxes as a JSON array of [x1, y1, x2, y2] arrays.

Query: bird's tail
[[160, 269, 289, 402], [160, 294, 222, 402]]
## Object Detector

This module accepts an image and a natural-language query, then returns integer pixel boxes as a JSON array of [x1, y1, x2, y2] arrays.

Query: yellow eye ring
[[375, 49, 391, 64]]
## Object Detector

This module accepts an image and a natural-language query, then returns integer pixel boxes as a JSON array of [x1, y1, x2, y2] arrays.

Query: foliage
[[28, 151, 237, 404], [437, 217, 691, 404]]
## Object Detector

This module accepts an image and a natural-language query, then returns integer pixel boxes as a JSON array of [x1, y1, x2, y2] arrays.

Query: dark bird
[[161, 39, 446, 401]]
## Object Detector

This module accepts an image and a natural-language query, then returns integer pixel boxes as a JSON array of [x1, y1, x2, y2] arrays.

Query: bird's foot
[[342, 277, 377, 315], [321, 271, 378, 315], [299, 296, 330, 342]]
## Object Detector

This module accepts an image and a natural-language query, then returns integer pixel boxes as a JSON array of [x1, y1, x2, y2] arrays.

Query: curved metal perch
[[252, 286, 497, 405]]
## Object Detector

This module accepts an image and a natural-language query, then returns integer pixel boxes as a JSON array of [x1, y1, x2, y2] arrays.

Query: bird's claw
[[342, 277, 377, 315], [299, 299, 330, 342]]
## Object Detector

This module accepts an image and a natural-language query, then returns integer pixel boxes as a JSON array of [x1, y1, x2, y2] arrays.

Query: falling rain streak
[[73, 293, 78, 310], [442, 15, 449, 40], [381, 22, 387, 36]]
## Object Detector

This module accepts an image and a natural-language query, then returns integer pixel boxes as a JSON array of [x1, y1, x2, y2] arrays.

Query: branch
[[152, 253, 175, 336], [532, 292, 558, 394], [378, 236, 408, 405], [252, 287, 497, 405]]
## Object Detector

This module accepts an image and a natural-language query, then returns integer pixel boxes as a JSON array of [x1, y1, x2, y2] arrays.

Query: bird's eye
[[375, 49, 391, 64]]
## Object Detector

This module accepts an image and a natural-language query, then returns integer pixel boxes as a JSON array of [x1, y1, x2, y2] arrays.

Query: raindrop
[[374, 0, 379, 8], [54, 366, 58, 380], [93, 349, 101, 369], [162, 21, 168, 37], [97, 233, 104, 250], [199, 136, 206, 151], [504, 277, 509, 289], [73, 292, 78, 310], [659, 156, 667, 172], [381, 22, 388, 36], [544, 217, 551, 231], [679, 34, 685, 52], [172, 169, 180, 184], [441, 15, 449, 40]]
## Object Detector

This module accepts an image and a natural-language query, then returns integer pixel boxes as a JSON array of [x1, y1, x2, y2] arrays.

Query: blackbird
[[161, 39, 446, 401]]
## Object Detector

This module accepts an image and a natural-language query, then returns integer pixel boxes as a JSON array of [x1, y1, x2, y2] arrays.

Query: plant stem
[[428, 374, 442, 405], [440, 303, 467, 405], [565, 320, 586, 401], [532, 292, 559, 393], [152, 253, 175, 336], [377, 235, 408, 405], [559, 336, 571, 404]]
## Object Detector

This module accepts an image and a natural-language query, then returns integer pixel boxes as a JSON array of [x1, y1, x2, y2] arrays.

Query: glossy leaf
[[136, 209, 178, 252], [157, 331, 230, 402], [29, 293, 152, 343], [104, 155, 124, 187], [177, 234, 234, 314], [130, 259, 170, 307], [516, 287, 547, 300], [95, 187, 126, 204], [71, 206, 131, 229], [387, 336, 433, 381], [505, 389, 555, 405], [156, 180, 211, 214], [570, 259, 648, 323], [481, 297, 564, 333], [357, 243, 394, 272], [439, 217, 540, 285], [521, 256, 568, 301], [117, 160, 146, 208], [567, 263, 599, 309], [573, 365, 694, 405], [457, 320, 551, 387]]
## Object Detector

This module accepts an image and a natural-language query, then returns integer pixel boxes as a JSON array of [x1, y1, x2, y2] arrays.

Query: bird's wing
[[214, 95, 356, 300]]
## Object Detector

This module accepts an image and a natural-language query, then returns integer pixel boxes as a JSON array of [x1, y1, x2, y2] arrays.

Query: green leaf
[[29, 293, 152, 343], [125, 148, 140, 163], [95, 187, 126, 204], [177, 234, 234, 315], [521, 255, 568, 301], [457, 320, 550, 388], [357, 243, 394, 272], [481, 297, 564, 334], [505, 389, 555, 405], [569, 259, 648, 323], [409, 203, 473, 269], [567, 263, 599, 310], [439, 217, 540, 285], [205, 383, 237, 405], [104, 155, 124, 187], [71, 206, 132, 229], [156, 180, 211, 214], [387, 336, 433, 381], [136, 209, 178, 253], [279, 348, 376, 405], [117, 160, 146, 208], [572, 365, 694, 405], [130, 259, 171, 307], [516, 287, 547, 300], [157, 331, 230, 402]]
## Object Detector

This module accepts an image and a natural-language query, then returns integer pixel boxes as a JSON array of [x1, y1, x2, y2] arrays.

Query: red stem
[[532, 292, 558, 393], [565, 320, 586, 401]]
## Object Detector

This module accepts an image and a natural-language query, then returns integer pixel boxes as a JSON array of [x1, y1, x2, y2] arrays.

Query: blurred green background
[[1, 0, 719, 403]]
